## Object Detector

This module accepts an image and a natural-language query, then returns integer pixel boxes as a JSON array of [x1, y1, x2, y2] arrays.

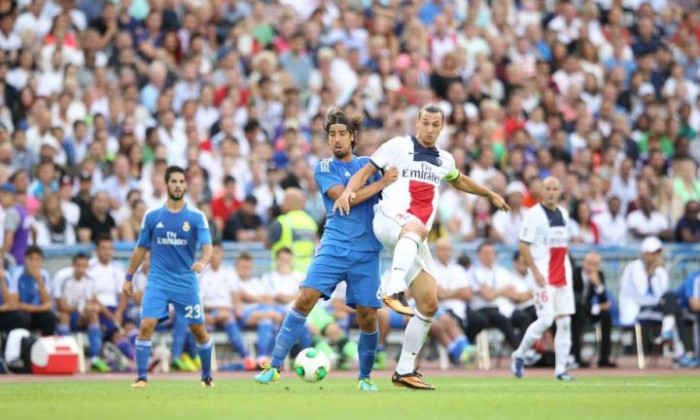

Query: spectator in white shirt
[[262, 247, 304, 312], [55, 253, 110, 371], [547, 0, 582, 46], [609, 157, 637, 212], [199, 243, 254, 370], [102, 154, 140, 210], [468, 241, 521, 349], [235, 252, 283, 364], [618, 237, 694, 367], [157, 109, 188, 168], [432, 239, 478, 365], [552, 56, 585, 97], [593, 196, 627, 246], [492, 182, 525, 246], [469, 147, 499, 186], [88, 236, 126, 334], [0, 11, 22, 56], [14, 1, 52, 40], [626, 195, 672, 243], [507, 251, 537, 343]]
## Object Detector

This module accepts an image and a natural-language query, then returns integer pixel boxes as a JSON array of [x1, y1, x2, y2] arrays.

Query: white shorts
[[530, 284, 575, 318], [373, 208, 437, 286]]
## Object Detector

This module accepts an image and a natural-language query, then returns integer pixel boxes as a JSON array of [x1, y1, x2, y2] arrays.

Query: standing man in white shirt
[[593, 196, 627, 246], [511, 177, 575, 380], [619, 237, 695, 367]]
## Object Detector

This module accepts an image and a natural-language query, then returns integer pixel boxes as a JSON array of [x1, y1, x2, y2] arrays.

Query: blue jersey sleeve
[[195, 211, 213, 246], [314, 160, 344, 195], [136, 211, 153, 249]]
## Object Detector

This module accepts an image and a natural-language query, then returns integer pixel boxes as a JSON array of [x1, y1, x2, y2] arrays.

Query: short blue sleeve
[[691, 273, 700, 299], [136, 211, 153, 249], [314, 160, 344, 195], [195, 211, 212, 246]]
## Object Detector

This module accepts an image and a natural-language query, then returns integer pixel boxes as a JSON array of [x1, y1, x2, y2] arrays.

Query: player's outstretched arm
[[327, 166, 398, 208], [333, 163, 379, 215], [123, 246, 147, 297], [448, 173, 510, 212]]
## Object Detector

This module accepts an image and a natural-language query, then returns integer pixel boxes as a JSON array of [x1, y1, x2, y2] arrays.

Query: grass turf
[[1, 376, 699, 420]]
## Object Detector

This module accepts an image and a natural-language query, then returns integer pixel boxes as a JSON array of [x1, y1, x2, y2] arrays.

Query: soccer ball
[[294, 348, 331, 383]]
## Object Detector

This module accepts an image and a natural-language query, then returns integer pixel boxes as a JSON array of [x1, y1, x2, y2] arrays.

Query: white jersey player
[[511, 176, 575, 380], [335, 105, 510, 390]]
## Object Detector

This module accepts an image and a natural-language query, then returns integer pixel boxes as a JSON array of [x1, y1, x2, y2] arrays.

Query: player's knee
[[190, 325, 210, 343], [220, 309, 233, 322], [294, 290, 319, 314], [356, 308, 378, 332], [402, 222, 428, 241], [138, 319, 157, 338], [416, 299, 439, 318]]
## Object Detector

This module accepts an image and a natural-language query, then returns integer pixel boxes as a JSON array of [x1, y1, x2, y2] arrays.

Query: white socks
[[661, 315, 687, 358], [389, 232, 421, 292], [513, 314, 554, 358], [396, 309, 433, 374], [554, 317, 572, 376], [662, 315, 675, 336]]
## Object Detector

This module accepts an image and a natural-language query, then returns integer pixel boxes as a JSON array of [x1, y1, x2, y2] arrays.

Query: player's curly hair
[[324, 109, 362, 150]]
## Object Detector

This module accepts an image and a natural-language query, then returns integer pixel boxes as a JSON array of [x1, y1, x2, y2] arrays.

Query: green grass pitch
[[2, 376, 699, 420]]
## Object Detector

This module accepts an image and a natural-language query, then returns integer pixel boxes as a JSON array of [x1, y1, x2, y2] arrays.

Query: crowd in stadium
[[1, 0, 700, 373]]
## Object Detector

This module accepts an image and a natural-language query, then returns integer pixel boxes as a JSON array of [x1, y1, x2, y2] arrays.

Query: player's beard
[[332, 148, 350, 159], [168, 189, 185, 201]]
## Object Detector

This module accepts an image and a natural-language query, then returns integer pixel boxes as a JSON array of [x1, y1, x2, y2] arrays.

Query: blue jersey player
[[123, 166, 214, 388], [254, 110, 397, 391]]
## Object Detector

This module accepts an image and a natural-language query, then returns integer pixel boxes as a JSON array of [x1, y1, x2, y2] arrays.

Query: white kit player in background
[[334, 104, 509, 390], [511, 177, 575, 381]]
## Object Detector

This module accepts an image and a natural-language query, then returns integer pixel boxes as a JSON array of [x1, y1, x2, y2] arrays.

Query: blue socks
[[57, 324, 70, 336], [197, 338, 213, 379], [257, 320, 275, 357], [135, 339, 151, 380], [225, 320, 248, 357], [298, 325, 313, 349], [358, 329, 379, 380], [271, 309, 307, 370], [87, 323, 103, 358], [447, 336, 469, 361]]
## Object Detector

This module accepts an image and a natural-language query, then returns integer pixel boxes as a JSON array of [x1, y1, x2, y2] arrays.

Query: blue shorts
[[303, 245, 382, 309], [239, 304, 285, 327], [99, 306, 119, 333], [389, 310, 406, 329], [69, 311, 81, 331], [141, 285, 204, 325]]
